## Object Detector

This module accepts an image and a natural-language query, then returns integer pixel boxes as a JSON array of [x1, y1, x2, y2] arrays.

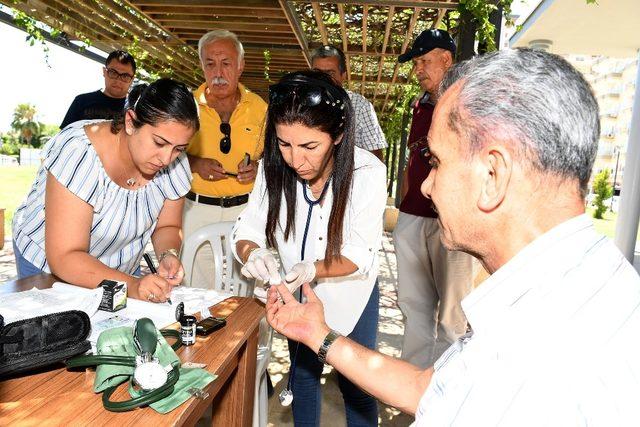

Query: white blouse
[[232, 147, 387, 335], [13, 120, 192, 275]]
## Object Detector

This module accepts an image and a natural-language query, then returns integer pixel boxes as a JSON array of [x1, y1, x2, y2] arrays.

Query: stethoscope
[[279, 177, 331, 407]]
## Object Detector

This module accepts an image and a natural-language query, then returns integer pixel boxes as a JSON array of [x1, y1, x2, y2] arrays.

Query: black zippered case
[[0, 310, 91, 379]]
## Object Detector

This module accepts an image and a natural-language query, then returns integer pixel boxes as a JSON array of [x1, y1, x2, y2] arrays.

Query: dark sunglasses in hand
[[220, 122, 231, 154], [104, 67, 134, 83]]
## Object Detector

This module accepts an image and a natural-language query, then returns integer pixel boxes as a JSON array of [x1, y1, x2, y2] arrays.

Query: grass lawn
[[0, 166, 38, 238], [586, 206, 640, 242]]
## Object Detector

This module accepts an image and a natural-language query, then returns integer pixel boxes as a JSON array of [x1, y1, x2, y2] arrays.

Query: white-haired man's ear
[[477, 146, 512, 213]]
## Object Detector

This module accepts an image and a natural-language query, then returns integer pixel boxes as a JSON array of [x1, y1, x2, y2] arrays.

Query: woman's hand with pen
[[132, 274, 173, 303]]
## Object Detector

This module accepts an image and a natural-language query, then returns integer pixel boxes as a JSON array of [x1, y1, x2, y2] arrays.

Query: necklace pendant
[[126, 177, 136, 187]]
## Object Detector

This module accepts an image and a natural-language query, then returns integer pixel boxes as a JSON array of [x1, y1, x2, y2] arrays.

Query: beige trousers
[[393, 212, 476, 368], [181, 198, 246, 288]]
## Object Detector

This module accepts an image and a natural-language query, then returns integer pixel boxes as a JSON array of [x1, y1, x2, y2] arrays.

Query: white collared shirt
[[232, 147, 387, 334], [414, 215, 640, 426]]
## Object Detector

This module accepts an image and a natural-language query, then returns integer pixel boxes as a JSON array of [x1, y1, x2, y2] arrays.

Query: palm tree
[[10, 103, 41, 147]]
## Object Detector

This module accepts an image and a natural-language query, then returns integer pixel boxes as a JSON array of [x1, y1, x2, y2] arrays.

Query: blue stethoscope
[[279, 178, 331, 407]]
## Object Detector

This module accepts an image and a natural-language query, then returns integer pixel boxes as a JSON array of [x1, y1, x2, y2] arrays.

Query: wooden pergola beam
[[139, 6, 283, 16], [382, 7, 421, 113], [133, 0, 282, 8], [278, 0, 311, 67], [337, 3, 352, 90], [361, 5, 368, 95], [372, 6, 395, 102], [153, 15, 289, 26], [289, 0, 458, 8], [163, 21, 293, 32], [311, 2, 329, 45]]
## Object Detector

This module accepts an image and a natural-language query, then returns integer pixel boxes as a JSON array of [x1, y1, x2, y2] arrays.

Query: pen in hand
[[143, 253, 173, 305]]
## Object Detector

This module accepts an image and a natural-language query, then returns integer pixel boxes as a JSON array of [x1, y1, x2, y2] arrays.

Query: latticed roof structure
[[3, 0, 460, 114]]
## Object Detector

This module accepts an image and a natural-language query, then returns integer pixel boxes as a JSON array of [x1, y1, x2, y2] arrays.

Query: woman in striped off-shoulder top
[[12, 78, 199, 303]]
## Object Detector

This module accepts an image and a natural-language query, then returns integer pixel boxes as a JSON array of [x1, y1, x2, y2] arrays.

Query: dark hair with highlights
[[110, 78, 199, 134], [264, 70, 355, 264]]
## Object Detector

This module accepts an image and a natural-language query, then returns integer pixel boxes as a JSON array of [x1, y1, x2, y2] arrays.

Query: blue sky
[[0, 21, 104, 132]]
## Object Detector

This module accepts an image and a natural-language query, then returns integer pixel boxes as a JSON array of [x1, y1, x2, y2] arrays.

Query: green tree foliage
[[592, 169, 613, 219], [11, 103, 41, 147]]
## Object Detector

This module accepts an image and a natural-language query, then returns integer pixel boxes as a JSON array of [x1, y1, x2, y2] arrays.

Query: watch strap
[[159, 248, 180, 263], [317, 329, 341, 364]]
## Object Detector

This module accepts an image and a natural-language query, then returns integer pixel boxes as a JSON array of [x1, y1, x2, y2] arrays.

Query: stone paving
[[0, 233, 414, 426]]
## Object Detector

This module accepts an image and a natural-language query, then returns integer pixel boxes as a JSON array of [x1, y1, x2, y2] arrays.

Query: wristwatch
[[317, 329, 341, 364], [159, 248, 180, 263]]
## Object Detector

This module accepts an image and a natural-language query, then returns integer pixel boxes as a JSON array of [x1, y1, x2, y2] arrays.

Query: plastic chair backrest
[[181, 221, 252, 297]]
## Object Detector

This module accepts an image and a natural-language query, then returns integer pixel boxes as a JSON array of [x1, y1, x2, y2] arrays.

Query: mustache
[[211, 77, 229, 85]]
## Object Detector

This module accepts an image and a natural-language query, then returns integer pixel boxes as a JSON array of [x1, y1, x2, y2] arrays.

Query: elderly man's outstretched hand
[[266, 283, 330, 352]]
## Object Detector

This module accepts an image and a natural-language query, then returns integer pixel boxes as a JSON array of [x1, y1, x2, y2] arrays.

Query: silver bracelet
[[159, 248, 180, 263], [317, 329, 341, 364]]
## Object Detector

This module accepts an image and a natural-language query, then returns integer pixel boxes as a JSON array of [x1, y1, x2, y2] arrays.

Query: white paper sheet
[[0, 285, 103, 324], [2, 282, 234, 349]]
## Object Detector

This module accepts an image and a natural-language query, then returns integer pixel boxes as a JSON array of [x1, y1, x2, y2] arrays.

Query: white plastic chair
[[181, 221, 251, 296], [181, 221, 272, 427]]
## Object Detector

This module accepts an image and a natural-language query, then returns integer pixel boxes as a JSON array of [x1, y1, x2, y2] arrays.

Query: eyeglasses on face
[[105, 67, 134, 83], [220, 122, 231, 154]]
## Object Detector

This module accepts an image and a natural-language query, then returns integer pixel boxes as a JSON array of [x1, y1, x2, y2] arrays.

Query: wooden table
[[0, 274, 265, 426]]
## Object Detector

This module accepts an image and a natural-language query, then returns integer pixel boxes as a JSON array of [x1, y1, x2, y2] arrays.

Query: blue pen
[[143, 253, 172, 305]]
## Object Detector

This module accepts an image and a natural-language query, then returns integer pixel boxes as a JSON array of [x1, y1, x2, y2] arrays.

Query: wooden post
[[456, 8, 477, 61]]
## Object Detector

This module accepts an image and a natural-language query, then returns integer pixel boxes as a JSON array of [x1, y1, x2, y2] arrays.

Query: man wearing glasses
[[59, 50, 136, 129], [183, 30, 267, 287]]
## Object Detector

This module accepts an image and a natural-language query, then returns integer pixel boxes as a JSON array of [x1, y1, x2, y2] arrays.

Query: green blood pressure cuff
[[73, 322, 215, 413]]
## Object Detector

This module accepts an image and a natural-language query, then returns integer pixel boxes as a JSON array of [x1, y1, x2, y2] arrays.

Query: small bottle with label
[[180, 315, 197, 346]]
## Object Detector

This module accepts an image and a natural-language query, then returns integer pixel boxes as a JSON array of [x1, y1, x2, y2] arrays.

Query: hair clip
[[325, 100, 330, 104], [331, 102, 336, 106], [340, 104, 344, 110], [336, 99, 341, 103]]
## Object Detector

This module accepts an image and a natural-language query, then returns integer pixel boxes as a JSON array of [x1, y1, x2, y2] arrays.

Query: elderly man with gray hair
[[263, 48, 640, 425], [182, 30, 267, 287]]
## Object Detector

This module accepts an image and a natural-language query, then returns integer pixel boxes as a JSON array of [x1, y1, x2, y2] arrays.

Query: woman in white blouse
[[12, 79, 198, 303], [233, 71, 386, 426]]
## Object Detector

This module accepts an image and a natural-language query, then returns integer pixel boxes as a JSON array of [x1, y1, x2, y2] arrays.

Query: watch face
[[175, 302, 185, 322]]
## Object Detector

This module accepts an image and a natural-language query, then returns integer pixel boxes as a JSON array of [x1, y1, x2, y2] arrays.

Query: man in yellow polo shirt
[[183, 29, 267, 287]]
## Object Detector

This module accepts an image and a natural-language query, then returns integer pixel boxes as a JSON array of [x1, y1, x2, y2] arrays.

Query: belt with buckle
[[186, 191, 249, 208]]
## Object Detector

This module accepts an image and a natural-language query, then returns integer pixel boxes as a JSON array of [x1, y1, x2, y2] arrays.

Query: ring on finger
[[148, 293, 155, 301], [208, 174, 214, 180]]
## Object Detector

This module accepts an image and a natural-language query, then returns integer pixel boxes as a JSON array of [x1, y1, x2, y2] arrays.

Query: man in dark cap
[[393, 29, 476, 368]]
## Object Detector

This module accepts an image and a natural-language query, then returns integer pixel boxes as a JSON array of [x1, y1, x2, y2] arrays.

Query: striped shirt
[[414, 214, 640, 426], [12, 120, 192, 275], [348, 91, 387, 151]]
